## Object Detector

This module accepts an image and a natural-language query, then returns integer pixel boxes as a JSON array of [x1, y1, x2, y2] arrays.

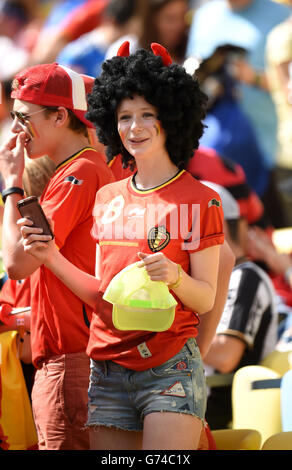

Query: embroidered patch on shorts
[[137, 342, 152, 358], [176, 361, 187, 370], [161, 381, 186, 397]]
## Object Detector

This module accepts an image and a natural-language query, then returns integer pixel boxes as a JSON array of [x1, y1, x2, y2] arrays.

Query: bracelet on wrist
[[2, 186, 24, 203], [168, 264, 183, 290]]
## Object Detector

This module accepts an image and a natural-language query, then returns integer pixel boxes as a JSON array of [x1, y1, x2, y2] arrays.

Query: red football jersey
[[87, 170, 224, 370], [0, 278, 30, 308], [30, 147, 115, 367]]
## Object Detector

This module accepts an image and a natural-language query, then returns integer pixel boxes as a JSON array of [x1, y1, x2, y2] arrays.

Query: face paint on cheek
[[27, 121, 39, 139], [154, 122, 161, 136], [118, 128, 126, 144]]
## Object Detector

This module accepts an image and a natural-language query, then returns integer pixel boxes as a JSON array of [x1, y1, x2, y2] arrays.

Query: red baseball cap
[[11, 62, 95, 128]]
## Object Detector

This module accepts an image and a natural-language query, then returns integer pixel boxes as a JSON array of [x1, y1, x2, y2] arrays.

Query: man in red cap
[[0, 63, 114, 449]]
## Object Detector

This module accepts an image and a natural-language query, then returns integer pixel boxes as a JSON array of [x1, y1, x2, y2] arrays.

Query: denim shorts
[[86, 338, 207, 431]]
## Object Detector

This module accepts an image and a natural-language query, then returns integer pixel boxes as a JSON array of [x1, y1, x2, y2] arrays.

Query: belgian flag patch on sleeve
[[64, 175, 83, 185], [208, 198, 221, 208]]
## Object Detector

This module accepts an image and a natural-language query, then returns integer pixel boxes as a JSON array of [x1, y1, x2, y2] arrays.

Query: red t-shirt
[[0, 278, 30, 308], [30, 147, 115, 367], [87, 170, 224, 370]]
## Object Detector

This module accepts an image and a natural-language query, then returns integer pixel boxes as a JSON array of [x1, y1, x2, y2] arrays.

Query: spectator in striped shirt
[[202, 181, 278, 430]]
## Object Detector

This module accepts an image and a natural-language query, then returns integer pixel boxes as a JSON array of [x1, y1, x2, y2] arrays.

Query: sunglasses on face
[[10, 107, 48, 125]]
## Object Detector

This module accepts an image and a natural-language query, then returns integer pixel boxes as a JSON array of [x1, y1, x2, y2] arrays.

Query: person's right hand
[[0, 132, 26, 187], [18, 216, 56, 266]]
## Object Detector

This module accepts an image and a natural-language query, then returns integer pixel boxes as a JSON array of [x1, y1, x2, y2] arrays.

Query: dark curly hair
[[86, 48, 207, 170]]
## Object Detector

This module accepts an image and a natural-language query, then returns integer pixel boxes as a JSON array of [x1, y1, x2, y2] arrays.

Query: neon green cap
[[103, 262, 177, 332]]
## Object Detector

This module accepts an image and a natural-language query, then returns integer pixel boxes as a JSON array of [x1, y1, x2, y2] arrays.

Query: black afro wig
[[86, 48, 207, 170]]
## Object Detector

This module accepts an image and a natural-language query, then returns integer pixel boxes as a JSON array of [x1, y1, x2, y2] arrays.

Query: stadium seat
[[281, 370, 292, 432], [212, 428, 262, 450], [232, 366, 282, 443], [261, 350, 292, 376], [261, 431, 292, 450]]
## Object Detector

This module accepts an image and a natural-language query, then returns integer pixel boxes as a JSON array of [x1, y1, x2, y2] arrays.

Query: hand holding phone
[[17, 196, 54, 239]]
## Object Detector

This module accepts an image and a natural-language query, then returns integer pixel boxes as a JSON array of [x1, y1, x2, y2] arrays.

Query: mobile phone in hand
[[17, 196, 54, 239]]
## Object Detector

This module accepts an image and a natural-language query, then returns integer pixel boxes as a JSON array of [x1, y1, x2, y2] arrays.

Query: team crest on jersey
[[208, 198, 221, 208], [148, 225, 170, 252], [64, 175, 83, 185]]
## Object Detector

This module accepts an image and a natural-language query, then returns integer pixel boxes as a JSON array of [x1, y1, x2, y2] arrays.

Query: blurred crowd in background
[[1, 0, 292, 228], [1, 0, 292, 449]]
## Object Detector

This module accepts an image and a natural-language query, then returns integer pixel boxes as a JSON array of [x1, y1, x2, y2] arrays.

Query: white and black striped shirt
[[217, 261, 278, 365]]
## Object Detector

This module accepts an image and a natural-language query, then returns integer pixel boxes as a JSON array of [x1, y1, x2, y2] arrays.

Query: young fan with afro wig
[[18, 43, 228, 450], [86, 46, 207, 170]]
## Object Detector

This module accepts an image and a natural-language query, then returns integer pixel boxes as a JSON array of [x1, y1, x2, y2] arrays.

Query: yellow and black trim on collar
[[130, 169, 185, 194], [55, 147, 95, 173]]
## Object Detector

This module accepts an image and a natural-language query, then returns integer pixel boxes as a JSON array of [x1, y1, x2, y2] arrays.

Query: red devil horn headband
[[151, 43, 172, 66], [116, 41, 172, 66], [117, 41, 130, 57]]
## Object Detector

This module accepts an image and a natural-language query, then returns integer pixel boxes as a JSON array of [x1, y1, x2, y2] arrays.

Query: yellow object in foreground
[[103, 262, 177, 332], [232, 365, 282, 443], [261, 431, 292, 450], [212, 428, 262, 450], [0, 331, 37, 450]]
